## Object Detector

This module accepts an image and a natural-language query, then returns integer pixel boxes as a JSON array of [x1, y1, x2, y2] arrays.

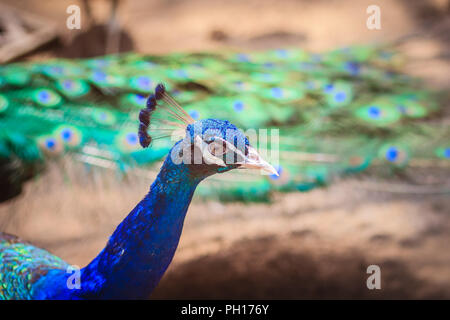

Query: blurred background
[[0, 0, 449, 299]]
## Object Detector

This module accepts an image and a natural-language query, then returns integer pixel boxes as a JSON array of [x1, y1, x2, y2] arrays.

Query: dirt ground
[[0, 0, 449, 299]]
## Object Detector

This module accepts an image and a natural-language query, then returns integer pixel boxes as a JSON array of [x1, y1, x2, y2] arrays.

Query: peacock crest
[[138, 83, 194, 149]]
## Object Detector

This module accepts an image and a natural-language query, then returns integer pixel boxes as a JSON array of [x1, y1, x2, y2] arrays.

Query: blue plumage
[[0, 84, 271, 300]]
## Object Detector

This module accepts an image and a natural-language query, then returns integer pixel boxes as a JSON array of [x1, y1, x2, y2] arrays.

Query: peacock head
[[138, 84, 278, 178]]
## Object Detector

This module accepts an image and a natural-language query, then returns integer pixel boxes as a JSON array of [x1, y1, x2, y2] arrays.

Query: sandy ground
[[0, 0, 449, 298], [1, 162, 449, 299]]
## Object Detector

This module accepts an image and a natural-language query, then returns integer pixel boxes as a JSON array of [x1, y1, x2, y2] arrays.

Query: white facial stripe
[[214, 137, 247, 163], [193, 135, 277, 175], [194, 135, 226, 167]]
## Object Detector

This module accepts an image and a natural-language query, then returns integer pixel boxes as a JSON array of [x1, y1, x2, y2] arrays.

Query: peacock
[[1, 45, 449, 299], [0, 45, 449, 204], [0, 83, 277, 299]]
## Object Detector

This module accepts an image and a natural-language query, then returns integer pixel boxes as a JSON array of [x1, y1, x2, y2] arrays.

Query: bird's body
[[0, 142, 199, 299], [0, 83, 270, 299], [0, 233, 69, 299], [0, 45, 449, 298]]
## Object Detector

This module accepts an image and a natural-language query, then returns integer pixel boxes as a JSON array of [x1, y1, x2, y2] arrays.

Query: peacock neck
[[71, 151, 202, 299]]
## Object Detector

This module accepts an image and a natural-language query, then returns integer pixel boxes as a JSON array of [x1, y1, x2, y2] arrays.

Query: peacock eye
[[208, 140, 228, 156]]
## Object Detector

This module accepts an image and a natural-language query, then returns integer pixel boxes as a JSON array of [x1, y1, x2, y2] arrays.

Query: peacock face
[[138, 83, 277, 177], [170, 119, 278, 177]]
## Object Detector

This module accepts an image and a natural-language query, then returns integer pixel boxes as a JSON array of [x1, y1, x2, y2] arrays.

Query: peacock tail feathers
[[0, 44, 448, 202]]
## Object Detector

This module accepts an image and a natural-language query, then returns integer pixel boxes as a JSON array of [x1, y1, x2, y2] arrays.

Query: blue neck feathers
[[37, 143, 204, 299]]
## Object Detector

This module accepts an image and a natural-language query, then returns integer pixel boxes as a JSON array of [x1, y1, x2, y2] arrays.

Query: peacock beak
[[239, 146, 279, 176]]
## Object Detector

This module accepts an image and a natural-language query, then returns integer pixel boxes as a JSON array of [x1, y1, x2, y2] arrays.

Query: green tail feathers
[[0, 45, 448, 202]]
